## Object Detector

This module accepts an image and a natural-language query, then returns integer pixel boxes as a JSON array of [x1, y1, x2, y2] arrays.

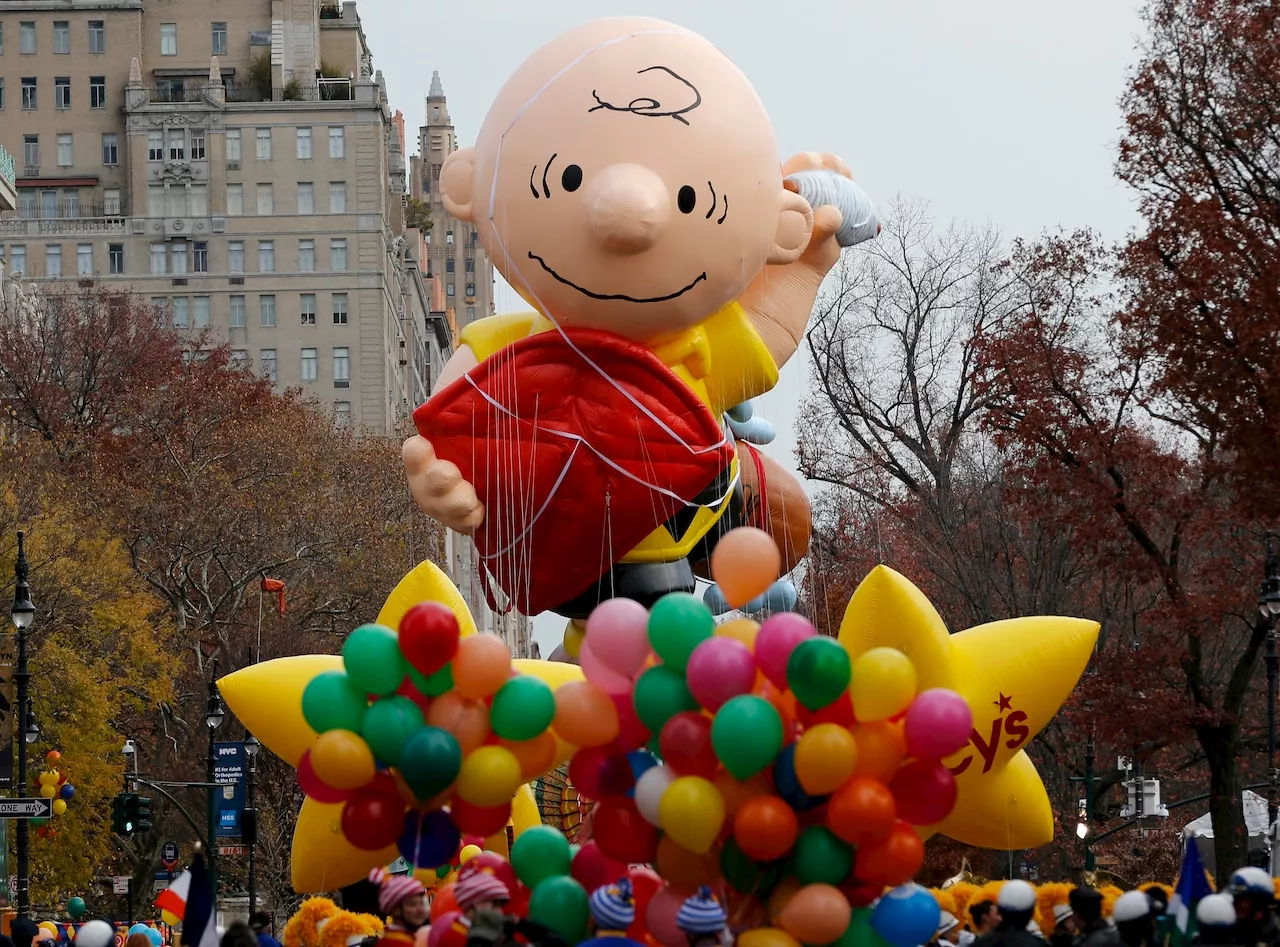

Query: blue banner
[[212, 742, 246, 838]]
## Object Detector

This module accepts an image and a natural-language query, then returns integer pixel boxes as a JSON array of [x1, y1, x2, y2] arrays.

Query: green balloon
[[398, 726, 461, 798], [510, 825, 573, 890], [67, 897, 86, 920], [786, 637, 852, 711], [633, 665, 699, 733], [361, 695, 425, 766], [720, 837, 783, 895], [408, 662, 453, 697], [647, 593, 714, 671], [838, 908, 892, 947], [711, 695, 783, 779], [489, 676, 555, 741], [527, 875, 589, 943], [343, 623, 406, 696], [302, 670, 369, 733], [793, 825, 852, 885]]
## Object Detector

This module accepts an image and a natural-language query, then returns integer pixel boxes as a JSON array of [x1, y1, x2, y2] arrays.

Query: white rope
[[785, 169, 881, 247]]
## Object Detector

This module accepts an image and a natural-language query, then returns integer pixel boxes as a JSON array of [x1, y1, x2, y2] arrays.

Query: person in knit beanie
[[579, 879, 644, 947], [454, 862, 566, 947], [368, 868, 427, 944], [676, 887, 729, 947]]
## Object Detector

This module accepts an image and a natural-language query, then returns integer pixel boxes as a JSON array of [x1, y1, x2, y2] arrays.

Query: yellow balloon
[[793, 724, 857, 795], [459, 844, 482, 864], [455, 746, 522, 807], [563, 622, 585, 659], [837, 565, 1099, 848], [309, 730, 375, 791], [715, 618, 759, 651], [738, 930, 801, 947], [161, 910, 181, 927], [52, 799, 67, 816], [39, 772, 57, 787], [376, 559, 478, 637], [414, 868, 441, 889], [40, 923, 58, 936], [39, 785, 55, 799], [658, 776, 724, 854], [849, 648, 917, 722]]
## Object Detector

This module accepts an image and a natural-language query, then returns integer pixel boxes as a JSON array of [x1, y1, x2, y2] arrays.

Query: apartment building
[[0, 0, 448, 432]]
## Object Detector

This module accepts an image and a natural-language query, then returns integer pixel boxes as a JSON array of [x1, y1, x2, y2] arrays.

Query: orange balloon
[[756, 680, 798, 743], [710, 527, 781, 608], [656, 835, 721, 887], [777, 885, 851, 946], [852, 720, 906, 781], [431, 883, 459, 921], [451, 633, 512, 698], [854, 820, 924, 887], [309, 729, 375, 790], [715, 770, 772, 816], [826, 777, 897, 844], [427, 692, 491, 754], [767, 878, 802, 923], [552, 681, 619, 747], [715, 618, 760, 651], [500, 731, 558, 780], [734, 795, 798, 862]]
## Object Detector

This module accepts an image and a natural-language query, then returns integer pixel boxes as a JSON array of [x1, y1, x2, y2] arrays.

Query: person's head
[[368, 869, 428, 931], [676, 886, 729, 947], [1112, 891, 1154, 947], [935, 912, 961, 946], [1140, 887, 1169, 918], [440, 18, 818, 345], [1068, 887, 1104, 927], [454, 869, 511, 921], [1195, 894, 1238, 945], [127, 935, 153, 947], [589, 879, 637, 934], [9, 920, 39, 947], [1052, 903, 1076, 935], [1228, 866, 1275, 924], [971, 901, 1001, 934], [222, 922, 260, 947], [997, 881, 1037, 933], [249, 914, 272, 935]]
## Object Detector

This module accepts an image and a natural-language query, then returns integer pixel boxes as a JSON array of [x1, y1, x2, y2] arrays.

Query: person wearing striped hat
[[455, 863, 566, 947], [579, 879, 645, 947], [676, 888, 729, 947], [368, 868, 427, 946]]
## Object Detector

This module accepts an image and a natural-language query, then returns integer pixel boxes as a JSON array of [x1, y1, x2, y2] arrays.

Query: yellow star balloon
[[218, 559, 583, 893], [837, 565, 1098, 849]]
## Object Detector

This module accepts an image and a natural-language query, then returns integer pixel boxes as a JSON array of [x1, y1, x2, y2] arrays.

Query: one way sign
[[0, 800, 52, 819]]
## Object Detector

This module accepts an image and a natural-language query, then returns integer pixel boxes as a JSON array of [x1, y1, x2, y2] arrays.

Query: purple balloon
[[903, 688, 974, 759], [398, 809, 459, 868], [754, 613, 816, 689], [686, 636, 756, 711]]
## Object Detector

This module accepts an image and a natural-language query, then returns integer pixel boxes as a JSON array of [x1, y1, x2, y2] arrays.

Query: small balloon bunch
[[562, 526, 975, 947], [297, 603, 560, 864], [34, 750, 75, 839]]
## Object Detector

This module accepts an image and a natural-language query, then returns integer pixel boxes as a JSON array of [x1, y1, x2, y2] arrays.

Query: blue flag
[[1167, 839, 1213, 947]]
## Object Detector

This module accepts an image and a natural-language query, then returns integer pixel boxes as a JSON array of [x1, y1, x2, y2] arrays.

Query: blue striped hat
[[677, 887, 727, 935], [590, 878, 636, 931]]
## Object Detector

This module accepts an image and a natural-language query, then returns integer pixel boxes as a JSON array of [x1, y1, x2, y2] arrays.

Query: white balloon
[[76, 921, 116, 947], [634, 764, 675, 826]]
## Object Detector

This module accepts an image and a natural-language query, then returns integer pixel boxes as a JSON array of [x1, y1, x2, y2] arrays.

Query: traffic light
[[111, 793, 133, 836], [123, 794, 152, 834]]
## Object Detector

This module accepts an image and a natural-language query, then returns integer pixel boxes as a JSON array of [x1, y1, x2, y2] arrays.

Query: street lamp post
[[1258, 533, 1280, 853], [1071, 735, 1099, 873], [245, 733, 259, 916], [204, 671, 225, 895], [10, 531, 35, 921]]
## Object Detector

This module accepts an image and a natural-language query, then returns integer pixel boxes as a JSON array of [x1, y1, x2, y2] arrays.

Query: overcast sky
[[361, 0, 1149, 654]]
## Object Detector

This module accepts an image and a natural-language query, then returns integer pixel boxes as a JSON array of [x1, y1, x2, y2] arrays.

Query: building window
[[148, 132, 163, 162], [229, 294, 246, 327], [445, 230, 454, 245], [194, 296, 210, 327], [259, 294, 276, 327], [150, 296, 168, 315], [20, 23, 35, 55], [226, 184, 243, 216], [103, 188, 121, 216], [171, 241, 188, 275], [89, 21, 105, 54], [9, 247, 25, 276], [167, 129, 184, 161], [333, 347, 350, 386], [446, 283, 455, 297], [297, 182, 314, 215], [149, 243, 166, 275], [332, 293, 348, 324], [211, 22, 227, 55], [63, 192, 80, 217], [255, 128, 271, 160], [301, 347, 317, 381], [21, 78, 36, 111], [296, 127, 312, 159], [226, 129, 241, 162], [190, 129, 205, 161], [22, 136, 38, 170], [330, 239, 347, 271], [230, 349, 248, 368], [0, 80, 5, 111], [76, 243, 92, 276], [465, 282, 475, 296], [334, 401, 351, 428], [445, 258, 454, 273], [228, 240, 244, 273], [465, 257, 475, 273], [328, 126, 345, 158], [329, 182, 346, 214], [466, 306, 476, 321], [160, 24, 177, 56], [172, 296, 189, 328], [54, 135, 73, 168], [0, 24, 4, 56], [53, 22, 69, 54], [256, 183, 273, 215], [193, 241, 208, 272], [107, 243, 124, 274], [298, 239, 315, 272], [45, 245, 62, 278], [300, 293, 316, 325], [260, 348, 277, 382], [54, 77, 70, 110], [99, 133, 118, 167], [258, 240, 274, 273]]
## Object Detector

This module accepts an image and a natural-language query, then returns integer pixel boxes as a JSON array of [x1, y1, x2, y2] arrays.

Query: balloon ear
[[767, 187, 814, 265], [441, 148, 477, 222]]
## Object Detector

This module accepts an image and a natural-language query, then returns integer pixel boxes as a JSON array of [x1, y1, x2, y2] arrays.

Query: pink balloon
[[755, 613, 816, 689], [903, 688, 974, 759], [580, 639, 634, 695], [427, 913, 460, 947], [686, 637, 756, 711], [586, 598, 652, 677], [646, 886, 691, 947]]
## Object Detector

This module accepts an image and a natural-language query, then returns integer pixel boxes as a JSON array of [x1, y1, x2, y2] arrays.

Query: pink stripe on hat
[[374, 873, 425, 915], [455, 873, 510, 911]]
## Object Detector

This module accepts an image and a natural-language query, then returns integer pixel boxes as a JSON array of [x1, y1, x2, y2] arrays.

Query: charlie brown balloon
[[406, 17, 875, 621]]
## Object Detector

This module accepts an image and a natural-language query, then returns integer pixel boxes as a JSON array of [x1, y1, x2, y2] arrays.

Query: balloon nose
[[585, 164, 671, 255]]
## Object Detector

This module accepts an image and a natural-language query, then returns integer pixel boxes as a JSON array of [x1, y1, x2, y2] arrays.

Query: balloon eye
[[677, 185, 697, 214], [561, 164, 583, 192]]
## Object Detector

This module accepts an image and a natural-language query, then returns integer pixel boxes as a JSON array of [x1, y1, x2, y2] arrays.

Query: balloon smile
[[527, 252, 706, 303]]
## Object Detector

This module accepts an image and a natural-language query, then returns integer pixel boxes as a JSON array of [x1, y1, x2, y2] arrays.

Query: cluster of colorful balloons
[[297, 602, 564, 866], [34, 750, 75, 839], [556, 526, 973, 947]]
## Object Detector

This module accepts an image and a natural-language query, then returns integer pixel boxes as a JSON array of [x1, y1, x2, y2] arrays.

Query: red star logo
[[994, 693, 1013, 711]]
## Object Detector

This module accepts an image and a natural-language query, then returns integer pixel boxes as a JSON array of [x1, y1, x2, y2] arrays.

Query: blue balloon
[[773, 743, 827, 811], [871, 884, 941, 947], [397, 809, 459, 869], [58, 784, 75, 801], [145, 929, 163, 947], [128, 924, 150, 937]]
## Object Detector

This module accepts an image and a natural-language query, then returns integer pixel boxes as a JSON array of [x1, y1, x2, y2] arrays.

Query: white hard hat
[[999, 880, 1037, 912], [1196, 894, 1236, 928], [1053, 904, 1074, 925], [1113, 891, 1152, 924]]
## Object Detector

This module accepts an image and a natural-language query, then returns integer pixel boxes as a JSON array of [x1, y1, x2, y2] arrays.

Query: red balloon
[[841, 877, 885, 908], [594, 796, 659, 863], [626, 866, 664, 941], [297, 750, 351, 803], [608, 692, 652, 753], [600, 754, 637, 797], [451, 798, 512, 837], [341, 790, 406, 850], [854, 820, 924, 887], [888, 759, 957, 825], [572, 840, 629, 893], [400, 602, 461, 676], [658, 712, 718, 779], [570, 746, 610, 800], [797, 693, 856, 730], [431, 884, 459, 922]]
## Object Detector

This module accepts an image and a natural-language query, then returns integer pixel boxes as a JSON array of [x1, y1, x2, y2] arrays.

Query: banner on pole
[[212, 742, 246, 838], [0, 635, 15, 788]]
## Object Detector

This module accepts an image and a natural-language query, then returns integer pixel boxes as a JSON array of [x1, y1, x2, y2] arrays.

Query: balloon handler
[[405, 16, 879, 639]]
